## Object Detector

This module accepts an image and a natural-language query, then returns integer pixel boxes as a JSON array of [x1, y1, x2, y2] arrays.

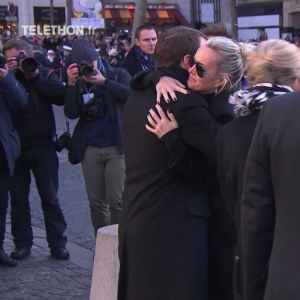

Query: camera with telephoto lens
[[0, 53, 6, 69], [82, 96, 106, 121], [15, 52, 38, 73], [55, 131, 72, 152], [79, 60, 95, 77]]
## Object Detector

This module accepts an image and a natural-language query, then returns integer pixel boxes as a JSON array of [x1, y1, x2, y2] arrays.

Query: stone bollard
[[90, 224, 120, 300]]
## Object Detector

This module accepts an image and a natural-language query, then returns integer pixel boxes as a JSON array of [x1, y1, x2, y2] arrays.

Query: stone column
[[18, 0, 34, 36], [90, 225, 120, 300]]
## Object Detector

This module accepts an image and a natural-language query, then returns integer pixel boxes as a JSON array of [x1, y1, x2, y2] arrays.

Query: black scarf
[[134, 45, 154, 71], [229, 83, 293, 117]]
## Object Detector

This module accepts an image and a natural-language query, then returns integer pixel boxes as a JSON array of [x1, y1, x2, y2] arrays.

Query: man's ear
[[182, 55, 193, 70], [135, 39, 140, 46]]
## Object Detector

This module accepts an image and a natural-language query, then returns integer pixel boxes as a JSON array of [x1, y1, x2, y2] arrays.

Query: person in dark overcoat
[[118, 27, 217, 300], [217, 39, 300, 300], [239, 41, 300, 300], [0, 67, 28, 267]]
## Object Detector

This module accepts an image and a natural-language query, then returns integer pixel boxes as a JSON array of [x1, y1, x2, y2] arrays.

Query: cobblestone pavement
[[1, 106, 95, 299], [1, 237, 91, 300]]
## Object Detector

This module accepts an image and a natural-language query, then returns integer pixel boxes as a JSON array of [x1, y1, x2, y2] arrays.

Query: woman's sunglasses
[[191, 56, 206, 78]]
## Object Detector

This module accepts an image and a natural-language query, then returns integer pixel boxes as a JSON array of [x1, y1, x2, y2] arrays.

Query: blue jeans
[[9, 147, 67, 250]]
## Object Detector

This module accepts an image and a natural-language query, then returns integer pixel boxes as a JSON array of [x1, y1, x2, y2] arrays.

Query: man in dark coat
[[122, 25, 157, 77], [3, 39, 69, 261], [118, 27, 218, 300], [0, 67, 28, 267], [242, 91, 300, 300], [64, 39, 132, 236]]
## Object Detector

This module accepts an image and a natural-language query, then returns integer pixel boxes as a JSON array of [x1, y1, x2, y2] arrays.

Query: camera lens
[[81, 65, 94, 77], [21, 58, 38, 73]]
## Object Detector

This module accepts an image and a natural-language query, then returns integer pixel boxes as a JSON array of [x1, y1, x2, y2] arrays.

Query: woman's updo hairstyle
[[246, 39, 300, 87], [205, 37, 254, 93]]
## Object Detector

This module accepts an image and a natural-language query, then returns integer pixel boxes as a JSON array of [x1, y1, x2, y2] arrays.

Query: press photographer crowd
[[1, 21, 300, 300]]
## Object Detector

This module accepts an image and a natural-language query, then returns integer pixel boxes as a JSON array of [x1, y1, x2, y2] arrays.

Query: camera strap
[[65, 116, 70, 133]]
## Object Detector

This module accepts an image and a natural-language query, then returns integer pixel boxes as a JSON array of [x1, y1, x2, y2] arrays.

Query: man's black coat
[[131, 69, 238, 300], [121, 45, 155, 78], [118, 66, 219, 300], [242, 91, 300, 300]]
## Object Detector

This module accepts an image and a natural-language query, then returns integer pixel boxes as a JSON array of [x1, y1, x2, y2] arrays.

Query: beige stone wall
[[283, 1, 300, 27]]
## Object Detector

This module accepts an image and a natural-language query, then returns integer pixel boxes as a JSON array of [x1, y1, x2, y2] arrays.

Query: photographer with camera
[[0, 58, 28, 267], [64, 38, 132, 235], [3, 39, 70, 261]]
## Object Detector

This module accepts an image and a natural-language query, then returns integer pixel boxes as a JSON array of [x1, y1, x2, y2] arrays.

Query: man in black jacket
[[3, 39, 69, 260], [0, 66, 28, 267], [122, 25, 157, 77], [118, 27, 218, 300], [64, 39, 132, 236]]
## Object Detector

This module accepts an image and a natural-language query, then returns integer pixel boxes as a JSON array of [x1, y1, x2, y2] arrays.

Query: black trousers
[[0, 141, 9, 249], [9, 147, 67, 249]]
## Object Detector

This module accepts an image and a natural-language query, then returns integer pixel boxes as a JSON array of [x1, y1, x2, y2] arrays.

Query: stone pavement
[[0, 106, 96, 299], [1, 222, 93, 299]]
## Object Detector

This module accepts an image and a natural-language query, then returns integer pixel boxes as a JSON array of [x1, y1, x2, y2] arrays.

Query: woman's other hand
[[156, 76, 189, 104], [146, 104, 179, 139]]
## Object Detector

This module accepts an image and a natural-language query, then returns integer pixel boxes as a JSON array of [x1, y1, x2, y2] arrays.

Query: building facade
[[0, 0, 231, 36], [235, 0, 300, 40]]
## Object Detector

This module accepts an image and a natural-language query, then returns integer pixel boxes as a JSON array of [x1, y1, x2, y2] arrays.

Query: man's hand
[[83, 68, 106, 86], [0, 65, 9, 80], [67, 63, 79, 86], [6, 57, 18, 72], [19, 67, 39, 79]]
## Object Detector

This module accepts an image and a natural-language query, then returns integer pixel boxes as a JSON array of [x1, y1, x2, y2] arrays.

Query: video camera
[[15, 52, 38, 73]]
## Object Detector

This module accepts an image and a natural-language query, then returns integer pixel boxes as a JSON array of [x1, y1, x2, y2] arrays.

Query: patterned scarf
[[229, 83, 293, 117], [134, 45, 155, 71]]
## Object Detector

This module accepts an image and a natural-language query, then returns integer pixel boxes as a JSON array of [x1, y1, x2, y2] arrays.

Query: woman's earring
[[214, 87, 219, 95]]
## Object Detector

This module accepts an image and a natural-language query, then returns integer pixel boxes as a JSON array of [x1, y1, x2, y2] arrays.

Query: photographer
[[64, 39, 132, 235], [3, 39, 69, 261], [0, 63, 28, 267]]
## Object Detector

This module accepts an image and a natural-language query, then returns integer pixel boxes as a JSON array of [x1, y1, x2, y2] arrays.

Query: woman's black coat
[[217, 111, 260, 299], [162, 91, 238, 300]]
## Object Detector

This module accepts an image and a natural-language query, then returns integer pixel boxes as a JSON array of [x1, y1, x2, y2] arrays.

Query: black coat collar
[[157, 65, 189, 86]]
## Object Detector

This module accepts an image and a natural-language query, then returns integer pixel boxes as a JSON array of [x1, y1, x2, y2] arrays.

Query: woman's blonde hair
[[205, 37, 254, 93], [247, 39, 300, 86]]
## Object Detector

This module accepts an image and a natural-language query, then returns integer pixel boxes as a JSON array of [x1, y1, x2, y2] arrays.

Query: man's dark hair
[[2, 38, 33, 57], [154, 26, 206, 69], [135, 25, 156, 40], [201, 23, 228, 38]]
